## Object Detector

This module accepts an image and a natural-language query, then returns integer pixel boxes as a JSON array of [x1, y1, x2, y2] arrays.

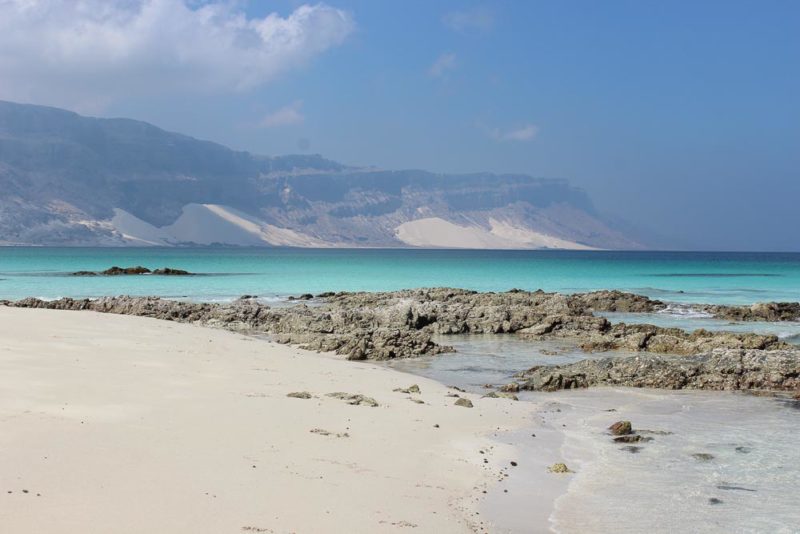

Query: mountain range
[[0, 100, 640, 249]]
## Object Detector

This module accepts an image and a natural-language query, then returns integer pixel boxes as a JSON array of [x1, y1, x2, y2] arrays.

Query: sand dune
[[395, 217, 596, 250], [111, 204, 330, 247]]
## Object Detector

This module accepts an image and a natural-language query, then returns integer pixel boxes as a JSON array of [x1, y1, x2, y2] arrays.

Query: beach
[[0, 307, 547, 533]]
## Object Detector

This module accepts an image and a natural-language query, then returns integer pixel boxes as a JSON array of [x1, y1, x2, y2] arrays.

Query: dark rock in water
[[717, 484, 756, 492], [316, 292, 337, 298], [708, 498, 724, 505], [288, 294, 314, 301], [613, 435, 652, 444], [639, 429, 673, 436], [692, 453, 715, 462], [102, 266, 151, 275], [72, 266, 192, 276], [609, 421, 633, 436], [239, 295, 258, 300], [152, 268, 192, 275], [620, 446, 642, 453]]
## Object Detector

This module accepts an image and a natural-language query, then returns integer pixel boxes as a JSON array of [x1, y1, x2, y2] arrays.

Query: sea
[[2, 247, 799, 532]]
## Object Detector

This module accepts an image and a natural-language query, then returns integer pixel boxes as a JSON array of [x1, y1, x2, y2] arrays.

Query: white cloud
[[0, 1, 354, 111], [428, 52, 457, 78], [491, 124, 539, 142], [443, 7, 495, 33], [260, 100, 304, 128]]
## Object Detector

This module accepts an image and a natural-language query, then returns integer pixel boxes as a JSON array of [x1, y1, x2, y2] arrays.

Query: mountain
[[0, 100, 640, 249]]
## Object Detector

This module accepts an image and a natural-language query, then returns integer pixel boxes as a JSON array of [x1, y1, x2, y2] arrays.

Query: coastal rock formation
[[699, 302, 800, 322], [71, 266, 193, 276], [511, 349, 800, 392], [6, 288, 796, 366]]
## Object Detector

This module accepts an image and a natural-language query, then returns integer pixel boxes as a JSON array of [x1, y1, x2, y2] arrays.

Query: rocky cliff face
[[0, 100, 639, 249]]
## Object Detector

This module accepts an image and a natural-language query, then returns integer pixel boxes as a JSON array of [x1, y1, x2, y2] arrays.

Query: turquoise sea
[[1, 247, 799, 304]]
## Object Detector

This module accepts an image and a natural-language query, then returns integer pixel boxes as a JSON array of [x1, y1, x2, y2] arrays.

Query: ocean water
[[1, 247, 800, 305]]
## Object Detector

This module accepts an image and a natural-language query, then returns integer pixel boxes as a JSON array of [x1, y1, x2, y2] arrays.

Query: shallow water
[[385, 335, 800, 533], [385, 335, 612, 392], [549, 389, 800, 533], [2, 248, 800, 304]]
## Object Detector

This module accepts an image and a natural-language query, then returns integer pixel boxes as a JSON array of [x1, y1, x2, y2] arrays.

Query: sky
[[0, 0, 798, 251]]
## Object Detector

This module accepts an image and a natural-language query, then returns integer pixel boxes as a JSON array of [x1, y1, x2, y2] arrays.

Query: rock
[[702, 302, 800, 322], [608, 421, 633, 435], [548, 463, 572, 473], [394, 384, 421, 394], [326, 392, 379, 407], [102, 266, 151, 275], [692, 453, 715, 462], [9, 289, 799, 381], [408, 398, 425, 404], [613, 435, 652, 444], [316, 292, 336, 298], [454, 398, 474, 408], [483, 391, 519, 401], [71, 270, 97, 276], [286, 392, 312, 399], [239, 295, 258, 300], [708, 498, 723, 505], [513, 349, 800, 392], [310, 428, 349, 438], [735, 446, 752, 454], [620, 446, 642, 453], [288, 294, 314, 301], [152, 268, 192, 275]]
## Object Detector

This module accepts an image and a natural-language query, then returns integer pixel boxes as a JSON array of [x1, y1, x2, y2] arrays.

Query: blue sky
[[1, 1, 798, 250]]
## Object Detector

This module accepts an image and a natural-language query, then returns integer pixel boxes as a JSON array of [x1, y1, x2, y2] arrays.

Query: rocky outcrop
[[700, 302, 800, 322], [71, 266, 193, 276], [7, 289, 796, 364], [511, 349, 800, 392]]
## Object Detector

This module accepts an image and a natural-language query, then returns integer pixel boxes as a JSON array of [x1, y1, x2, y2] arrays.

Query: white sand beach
[[0, 307, 546, 533]]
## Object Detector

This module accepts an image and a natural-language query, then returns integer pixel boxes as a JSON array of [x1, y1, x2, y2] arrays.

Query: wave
[[656, 304, 713, 319], [650, 273, 781, 278]]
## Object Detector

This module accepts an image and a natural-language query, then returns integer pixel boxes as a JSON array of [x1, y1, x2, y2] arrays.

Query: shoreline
[[0, 307, 558, 533]]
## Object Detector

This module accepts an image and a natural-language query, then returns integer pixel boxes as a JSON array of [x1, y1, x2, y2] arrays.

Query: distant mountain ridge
[[0, 100, 640, 249]]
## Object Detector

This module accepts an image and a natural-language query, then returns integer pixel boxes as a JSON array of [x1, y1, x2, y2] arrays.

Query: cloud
[[443, 7, 495, 33], [260, 100, 304, 128], [428, 52, 457, 78], [0, 1, 354, 111], [491, 124, 539, 142]]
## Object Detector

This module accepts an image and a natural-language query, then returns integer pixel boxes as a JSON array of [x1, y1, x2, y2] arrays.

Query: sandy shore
[[0, 307, 543, 533]]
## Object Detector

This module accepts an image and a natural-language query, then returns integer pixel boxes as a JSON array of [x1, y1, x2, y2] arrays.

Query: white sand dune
[[395, 217, 596, 250], [111, 204, 330, 247], [0, 308, 538, 533]]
